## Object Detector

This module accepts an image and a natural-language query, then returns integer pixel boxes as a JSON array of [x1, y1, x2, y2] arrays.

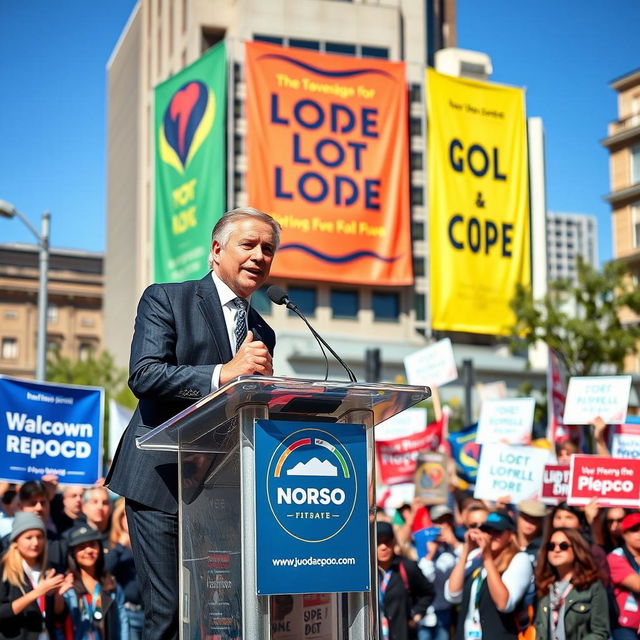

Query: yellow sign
[[426, 68, 530, 335]]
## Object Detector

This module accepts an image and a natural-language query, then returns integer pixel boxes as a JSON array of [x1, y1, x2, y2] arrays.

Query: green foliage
[[46, 350, 134, 464], [510, 257, 640, 377]]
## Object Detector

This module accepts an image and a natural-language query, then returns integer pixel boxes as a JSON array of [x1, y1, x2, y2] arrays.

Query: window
[[410, 118, 422, 136], [289, 38, 320, 51], [4, 310, 18, 319], [410, 186, 424, 206], [632, 144, 640, 184], [633, 204, 640, 249], [413, 256, 425, 277], [414, 293, 426, 322], [373, 292, 399, 321], [1, 337, 17, 360], [411, 221, 425, 241], [254, 34, 284, 45], [287, 286, 316, 317], [361, 46, 389, 59], [251, 286, 272, 316], [330, 290, 358, 319], [80, 317, 95, 328], [47, 305, 58, 324], [78, 343, 95, 362], [410, 151, 423, 170], [326, 42, 356, 56]]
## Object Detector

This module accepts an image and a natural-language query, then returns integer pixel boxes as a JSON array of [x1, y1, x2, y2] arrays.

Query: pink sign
[[568, 454, 640, 508], [540, 464, 570, 505]]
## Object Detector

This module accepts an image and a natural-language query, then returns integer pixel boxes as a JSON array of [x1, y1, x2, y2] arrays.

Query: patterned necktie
[[234, 297, 248, 351]]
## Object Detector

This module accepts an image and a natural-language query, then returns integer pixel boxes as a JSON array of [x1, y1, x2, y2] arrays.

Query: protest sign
[[403, 338, 457, 388], [414, 451, 448, 504], [474, 444, 549, 504], [476, 398, 535, 446], [413, 527, 441, 560], [0, 376, 103, 485], [376, 483, 415, 513], [540, 464, 570, 505], [477, 381, 508, 403], [563, 375, 632, 425], [611, 422, 640, 459], [447, 424, 480, 484], [376, 407, 427, 440], [568, 454, 640, 508], [271, 593, 337, 640]]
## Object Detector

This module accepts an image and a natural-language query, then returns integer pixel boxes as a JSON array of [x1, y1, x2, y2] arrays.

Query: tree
[[510, 256, 640, 377], [47, 350, 136, 464]]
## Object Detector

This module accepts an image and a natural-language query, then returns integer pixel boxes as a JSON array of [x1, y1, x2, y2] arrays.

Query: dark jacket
[[0, 575, 58, 640], [380, 556, 435, 640], [533, 580, 609, 640], [105, 274, 275, 514]]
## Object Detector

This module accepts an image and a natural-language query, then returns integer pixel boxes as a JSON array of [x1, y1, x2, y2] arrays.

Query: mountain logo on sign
[[287, 458, 337, 477]]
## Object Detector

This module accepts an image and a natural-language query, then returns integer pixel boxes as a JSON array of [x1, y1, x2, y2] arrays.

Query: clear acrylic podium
[[137, 376, 430, 640]]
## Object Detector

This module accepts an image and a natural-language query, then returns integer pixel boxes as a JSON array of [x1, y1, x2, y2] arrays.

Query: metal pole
[[36, 211, 50, 380], [463, 358, 473, 426]]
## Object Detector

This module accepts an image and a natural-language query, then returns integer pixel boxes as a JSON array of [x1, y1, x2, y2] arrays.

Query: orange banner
[[245, 42, 412, 285]]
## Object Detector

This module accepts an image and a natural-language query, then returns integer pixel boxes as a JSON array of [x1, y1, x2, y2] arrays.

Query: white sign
[[476, 398, 535, 445], [562, 375, 632, 425], [375, 407, 427, 440], [611, 423, 640, 459], [477, 381, 508, 403], [403, 338, 458, 388], [474, 444, 550, 504], [375, 482, 415, 516]]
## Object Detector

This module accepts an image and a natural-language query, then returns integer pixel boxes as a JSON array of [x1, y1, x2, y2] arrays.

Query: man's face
[[63, 486, 84, 517], [211, 218, 276, 298], [82, 489, 111, 530], [623, 524, 640, 554], [20, 494, 49, 521], [377, 536, 395, 565]]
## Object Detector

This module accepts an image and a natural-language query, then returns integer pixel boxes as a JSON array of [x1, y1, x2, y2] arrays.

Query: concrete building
[[105, 0, 545, 417], [546, 211, 598, 285], [603, 67, 640, 372], [0, 244, 103, 379]]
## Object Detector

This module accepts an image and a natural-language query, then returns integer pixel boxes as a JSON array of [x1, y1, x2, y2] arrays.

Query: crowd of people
[[376, 488, 640, 640], [0, 478, 139, 640]]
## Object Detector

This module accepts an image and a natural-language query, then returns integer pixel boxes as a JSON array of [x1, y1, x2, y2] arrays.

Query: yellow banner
[[427, 68, 530, 335]]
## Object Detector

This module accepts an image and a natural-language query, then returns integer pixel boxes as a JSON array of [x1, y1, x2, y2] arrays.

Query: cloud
[[286, 457, 337, 477]]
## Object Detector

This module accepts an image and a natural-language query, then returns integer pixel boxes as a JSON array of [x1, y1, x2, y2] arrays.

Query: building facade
[[105, 0, 546, 415], [603, 67, 640, 372], [0, 244, 103, 379], [546, 211, 598, 285]]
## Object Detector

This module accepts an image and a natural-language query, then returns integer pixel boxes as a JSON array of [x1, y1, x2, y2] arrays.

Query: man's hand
[[219, 331, 273, 384]]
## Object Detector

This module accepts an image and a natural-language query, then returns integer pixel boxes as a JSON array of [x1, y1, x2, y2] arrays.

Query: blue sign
[[0, 376, 103, 485], [255, 419, 370, 595], [448, 423, 481, 484]]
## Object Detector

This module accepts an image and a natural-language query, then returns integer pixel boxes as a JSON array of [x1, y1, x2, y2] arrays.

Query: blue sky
[[1, 0, 638, 264]]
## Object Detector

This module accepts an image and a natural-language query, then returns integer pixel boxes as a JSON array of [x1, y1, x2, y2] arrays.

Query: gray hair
[[83, 486, 109, 503], [208, 207, 281, 269]]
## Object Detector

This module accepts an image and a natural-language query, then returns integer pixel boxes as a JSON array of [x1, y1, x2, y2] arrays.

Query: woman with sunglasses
[[534, 527, 609, 640], [58, 525, 128, 640], [445, 511, 533, 640]]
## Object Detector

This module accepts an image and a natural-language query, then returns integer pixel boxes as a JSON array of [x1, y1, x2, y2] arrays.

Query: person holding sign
[[0, 512, 70, 640], [533, 527, 609, 640], [444, 511, 533, 640], [59, 525, 128, 640]]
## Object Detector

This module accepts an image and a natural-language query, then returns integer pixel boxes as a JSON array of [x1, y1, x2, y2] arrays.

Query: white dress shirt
[[210, 271, 250, 390]]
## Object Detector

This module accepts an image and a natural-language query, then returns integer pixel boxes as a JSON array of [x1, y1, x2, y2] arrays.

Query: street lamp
[[0, 200, 50, 381]]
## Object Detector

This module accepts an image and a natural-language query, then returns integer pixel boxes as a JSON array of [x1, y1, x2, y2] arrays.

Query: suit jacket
[[105, 273, 275, 514]]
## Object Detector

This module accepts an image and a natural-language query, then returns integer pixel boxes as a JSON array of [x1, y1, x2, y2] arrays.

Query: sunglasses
[[607, 518, 624, 524], [546, 541, 570, 551], [468, 523, 482, 529]]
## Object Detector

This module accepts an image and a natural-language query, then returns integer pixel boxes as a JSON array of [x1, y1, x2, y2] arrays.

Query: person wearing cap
[[534, 527, 609, 640], [445, 511, 533, 640], [377, 520, 435, 640], [516, 500, 546, 566], [0, 512, 71, 640], [608, 511, 640, 640], [59, 525, 128, 639], [416, 505, 460, 640]]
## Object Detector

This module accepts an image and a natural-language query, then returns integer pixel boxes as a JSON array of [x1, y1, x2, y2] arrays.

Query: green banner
[[154, 42, 226, 282]]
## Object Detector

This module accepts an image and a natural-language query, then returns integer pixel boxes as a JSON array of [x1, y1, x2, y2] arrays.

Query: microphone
[[267, 285, 358, 383]]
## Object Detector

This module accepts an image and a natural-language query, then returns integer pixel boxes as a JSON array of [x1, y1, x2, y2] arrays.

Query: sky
[[0, 0, 638, 264]]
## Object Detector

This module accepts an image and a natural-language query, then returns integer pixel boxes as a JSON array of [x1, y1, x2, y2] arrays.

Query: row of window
[[253, 34, 389, 60], [251, 287, 401, 321], [0, 338, 96, 362]]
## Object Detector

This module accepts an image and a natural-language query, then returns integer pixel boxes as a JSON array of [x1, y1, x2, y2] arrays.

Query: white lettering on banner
[[577, 476, 633, 494], [5, 412, 93, 438], [6, 435, 91, 459], [277, 487, 346, 506]]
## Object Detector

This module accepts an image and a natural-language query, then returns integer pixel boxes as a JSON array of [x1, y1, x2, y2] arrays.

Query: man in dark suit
[[106, 207, 280, 639]]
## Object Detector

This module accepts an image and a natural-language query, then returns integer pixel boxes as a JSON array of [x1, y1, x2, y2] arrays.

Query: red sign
[[375, 420, 442, 485], [540, 464, 570, 505], [568, 455, 640, 508]]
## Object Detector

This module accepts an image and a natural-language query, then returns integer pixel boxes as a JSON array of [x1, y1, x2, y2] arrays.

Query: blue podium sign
[[255, 419, 370, 595], [0, 376, 103, 485]]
